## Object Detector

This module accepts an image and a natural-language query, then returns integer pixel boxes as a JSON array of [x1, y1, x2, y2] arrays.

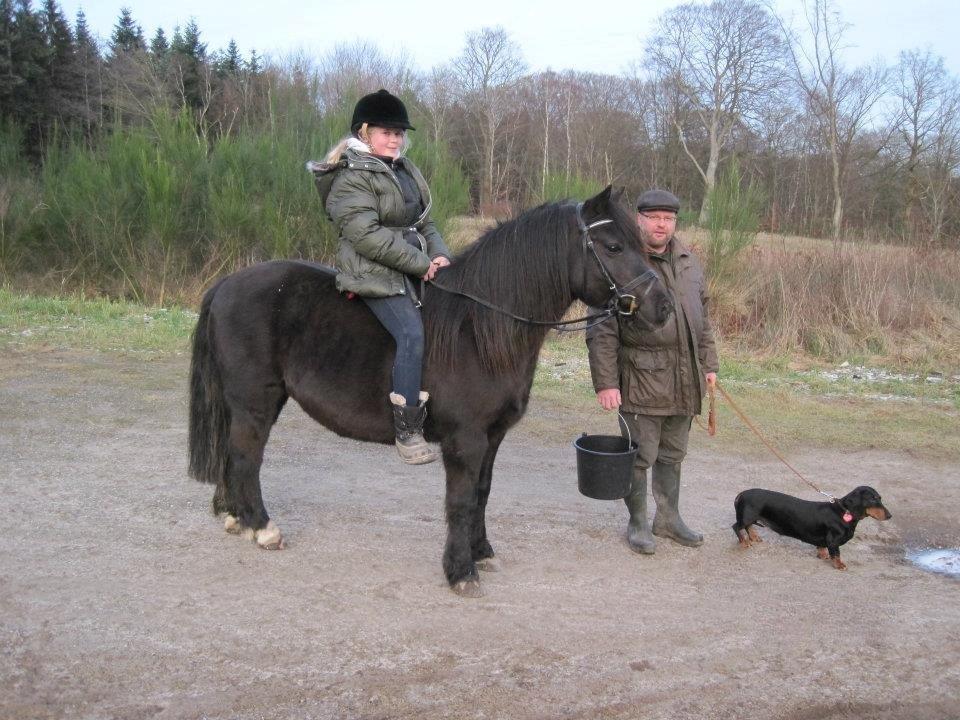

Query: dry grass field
[[446, 214, 960, 374]]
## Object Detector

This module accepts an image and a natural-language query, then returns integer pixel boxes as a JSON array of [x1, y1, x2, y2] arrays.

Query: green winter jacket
[[312, 146, 451, 297]]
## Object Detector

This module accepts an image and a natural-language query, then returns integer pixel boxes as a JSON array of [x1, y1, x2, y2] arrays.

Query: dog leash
[[701, 380, 839, 504]]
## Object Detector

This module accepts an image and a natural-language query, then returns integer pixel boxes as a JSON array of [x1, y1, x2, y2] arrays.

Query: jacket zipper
[[359, 155, 432, 228]]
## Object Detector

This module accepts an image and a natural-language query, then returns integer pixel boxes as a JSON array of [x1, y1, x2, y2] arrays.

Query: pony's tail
[[188, 279, 230, 485]]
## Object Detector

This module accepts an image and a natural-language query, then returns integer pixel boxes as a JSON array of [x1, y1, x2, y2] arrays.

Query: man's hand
[[706, 372, 717, 388], [596, 388, 621, 411]]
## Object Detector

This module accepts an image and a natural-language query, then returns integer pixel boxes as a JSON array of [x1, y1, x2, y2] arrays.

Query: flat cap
[[636, 189, 680, 213]]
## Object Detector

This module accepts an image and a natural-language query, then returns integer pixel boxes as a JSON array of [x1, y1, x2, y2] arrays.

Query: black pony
[[188, 187, 672, 597]]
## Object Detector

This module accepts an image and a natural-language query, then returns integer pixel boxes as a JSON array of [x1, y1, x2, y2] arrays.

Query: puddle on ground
[[907, 548, 960, 577]]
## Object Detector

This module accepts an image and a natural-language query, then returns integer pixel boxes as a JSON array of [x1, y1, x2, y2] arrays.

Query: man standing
[[586, 189, 718, 554]]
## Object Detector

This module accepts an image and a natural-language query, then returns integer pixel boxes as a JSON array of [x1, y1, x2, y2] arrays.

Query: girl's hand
[[423, 256, 449, 281]]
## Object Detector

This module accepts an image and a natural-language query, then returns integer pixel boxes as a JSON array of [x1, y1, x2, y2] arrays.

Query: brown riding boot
[[389, 392, 440, 465]]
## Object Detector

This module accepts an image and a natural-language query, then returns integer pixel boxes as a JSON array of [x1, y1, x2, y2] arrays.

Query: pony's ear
[[582, 185, 614, 216]]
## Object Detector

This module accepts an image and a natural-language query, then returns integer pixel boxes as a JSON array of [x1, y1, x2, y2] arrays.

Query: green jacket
[[586, 237, 719, 416], [312, 146, 450, 297]]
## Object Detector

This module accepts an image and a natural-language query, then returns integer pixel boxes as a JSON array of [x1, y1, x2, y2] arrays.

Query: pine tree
[[40, 0, 70, 49], [0, 0, 18, 117], [215, 37, 240, 77], [246, 48, 260, 76], [73, 7, 94, 53], [109, 6, 144, 56], [185, 19, 205, 59], [149, 27, 167, 57], [149, 26, 168, 72], [73, 8, 101, 131], [40, 0, 76, 123], [10, 0, 49, 146], [169, 18, 207, 109]]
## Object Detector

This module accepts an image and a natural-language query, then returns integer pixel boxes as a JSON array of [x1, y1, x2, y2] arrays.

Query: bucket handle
[[617, 412, 633, 449]]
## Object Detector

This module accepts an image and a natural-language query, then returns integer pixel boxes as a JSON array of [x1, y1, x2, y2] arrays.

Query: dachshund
[[733, 485, 892, 570]]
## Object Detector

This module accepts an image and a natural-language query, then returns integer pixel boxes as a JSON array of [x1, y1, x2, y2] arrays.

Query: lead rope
[[700, 381, 839, 503]]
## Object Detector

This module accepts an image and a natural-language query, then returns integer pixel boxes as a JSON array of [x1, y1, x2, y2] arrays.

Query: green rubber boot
[[624, 467, 656, 554], [651, 461, 703, 547]]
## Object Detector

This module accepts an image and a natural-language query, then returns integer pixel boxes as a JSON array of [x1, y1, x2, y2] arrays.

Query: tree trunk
[[830, 140, 843, 241], [541, 98, 549, 199], [697, 128, 721, 224]]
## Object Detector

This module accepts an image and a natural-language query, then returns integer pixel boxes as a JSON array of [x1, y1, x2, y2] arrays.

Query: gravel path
[[2, 349, 958, 720]]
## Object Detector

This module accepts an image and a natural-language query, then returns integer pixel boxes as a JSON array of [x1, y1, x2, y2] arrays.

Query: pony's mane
[[424, 197, 637, 375]]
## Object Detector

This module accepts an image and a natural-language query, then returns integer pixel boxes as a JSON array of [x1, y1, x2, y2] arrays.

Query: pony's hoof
[[224, 515, 242, 534], [451, 578, 484, 598], [475, 557, 502, 572], [255, 521, 284, 550]]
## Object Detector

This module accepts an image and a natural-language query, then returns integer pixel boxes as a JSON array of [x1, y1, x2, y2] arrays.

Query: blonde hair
[[323, 135, 354, 164], [324, 122, 411, 163]]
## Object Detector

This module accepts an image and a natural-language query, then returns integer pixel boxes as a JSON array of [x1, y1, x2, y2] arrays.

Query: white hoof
[[475, 557, 502, 572], [451, 578, 484, 598], [255, 521, 284, 550], [223, 515, 242, 534]]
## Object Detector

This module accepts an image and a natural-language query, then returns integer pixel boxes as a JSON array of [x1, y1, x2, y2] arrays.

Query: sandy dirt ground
[[2, 348, 959, 720]]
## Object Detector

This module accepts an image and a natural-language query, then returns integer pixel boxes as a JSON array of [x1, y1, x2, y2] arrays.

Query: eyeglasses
[[639, 212, 677, 223]]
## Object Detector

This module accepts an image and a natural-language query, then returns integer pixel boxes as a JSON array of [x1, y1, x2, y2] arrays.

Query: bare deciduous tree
[[646, 0, 785, 222], [419, 64, 456, 143], [781, 0, 888, 240], [316, 41, 419, 113], [891, 49, 958, 240], [452, 26, 526, 208], [919, 80, 960, 244]]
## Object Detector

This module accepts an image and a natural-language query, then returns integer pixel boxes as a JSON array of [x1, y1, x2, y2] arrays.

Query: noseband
[[575, 202, 659, 316]]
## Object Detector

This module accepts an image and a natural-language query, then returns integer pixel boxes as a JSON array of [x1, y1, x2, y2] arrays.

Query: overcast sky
[[57, 0, 960, 77]]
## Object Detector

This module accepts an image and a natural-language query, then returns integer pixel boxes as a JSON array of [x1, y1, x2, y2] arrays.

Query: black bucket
[[574, 414, 637, 500]]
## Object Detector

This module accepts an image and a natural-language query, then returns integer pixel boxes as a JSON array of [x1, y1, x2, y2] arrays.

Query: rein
[[702, 380, 840, 504], [428, 202, 658, 332]]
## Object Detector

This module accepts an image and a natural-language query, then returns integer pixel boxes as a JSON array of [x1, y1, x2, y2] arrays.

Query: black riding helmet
[[350, 89, 415, 133]]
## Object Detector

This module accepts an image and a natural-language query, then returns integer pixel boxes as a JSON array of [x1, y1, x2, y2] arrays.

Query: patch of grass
[[534, 333, 960, 460], [445, 215, 495, 254], [2, 289, 956, 460], [704, 383, 959, 461], [718, 353, 958, 407], [0, 288, 195, 355]]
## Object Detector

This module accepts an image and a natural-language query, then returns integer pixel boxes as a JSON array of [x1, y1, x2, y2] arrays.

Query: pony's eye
[[603, 242, 623, 254]]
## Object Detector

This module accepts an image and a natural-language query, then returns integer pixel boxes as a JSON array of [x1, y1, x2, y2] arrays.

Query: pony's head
[[575, 186, 672, 329]]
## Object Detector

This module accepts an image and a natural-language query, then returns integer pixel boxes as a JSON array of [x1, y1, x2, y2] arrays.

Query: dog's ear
[[859, 485, 884, 506], [842, 486, 871, 516]]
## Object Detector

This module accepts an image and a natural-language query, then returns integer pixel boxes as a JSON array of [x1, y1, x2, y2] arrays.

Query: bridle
[[574, 201, 660, 318], [427, 202, 661, 331]]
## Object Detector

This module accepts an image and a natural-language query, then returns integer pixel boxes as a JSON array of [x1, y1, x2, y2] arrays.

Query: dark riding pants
[[362, 293, 424, 406]]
